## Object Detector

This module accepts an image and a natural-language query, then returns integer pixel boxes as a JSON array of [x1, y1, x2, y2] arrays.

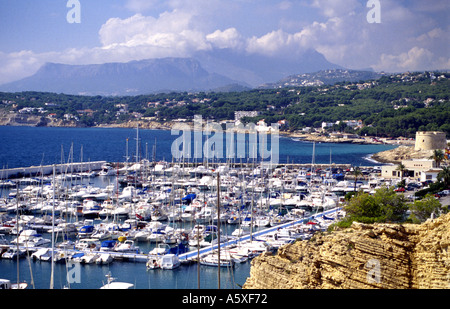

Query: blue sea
[[0, 126, 396, 169], [0, 126, 396, 290]]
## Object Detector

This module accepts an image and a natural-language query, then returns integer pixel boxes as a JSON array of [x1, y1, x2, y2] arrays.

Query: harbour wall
[[0, 161, 106, 180], [2, 160, 379, 180]]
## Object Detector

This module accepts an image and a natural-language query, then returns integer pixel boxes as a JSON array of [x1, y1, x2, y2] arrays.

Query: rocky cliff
[[370, 145, 433, 164], [243, 213, 450, 289]]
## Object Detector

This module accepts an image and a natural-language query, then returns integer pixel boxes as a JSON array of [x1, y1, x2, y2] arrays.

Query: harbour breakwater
[[0, 161, 106, 179], [243, 212, 450, 289]]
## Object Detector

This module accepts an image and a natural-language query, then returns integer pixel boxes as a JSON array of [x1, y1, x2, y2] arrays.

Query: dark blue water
[[0, 126, 396, 169], [0, 250, 250, 289]]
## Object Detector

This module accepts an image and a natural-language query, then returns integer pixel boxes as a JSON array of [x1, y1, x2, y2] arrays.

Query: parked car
[[437, 190, 449, 196]]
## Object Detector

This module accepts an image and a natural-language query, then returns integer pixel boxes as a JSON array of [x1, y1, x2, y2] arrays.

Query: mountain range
[[0, 49, 352, 96]]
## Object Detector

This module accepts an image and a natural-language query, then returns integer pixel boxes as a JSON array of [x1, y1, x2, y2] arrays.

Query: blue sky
[[0, 0, 448, 85]]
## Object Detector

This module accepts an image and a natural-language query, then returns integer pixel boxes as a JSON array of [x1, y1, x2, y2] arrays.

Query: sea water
[[0, 126, 396, 169]]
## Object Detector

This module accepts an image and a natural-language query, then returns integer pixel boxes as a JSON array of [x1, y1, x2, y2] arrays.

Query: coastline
[[1, 116, 419, 166], [0, 111, 414, 146], [368, 145, 434, 165], [99, 119, 414, 148]]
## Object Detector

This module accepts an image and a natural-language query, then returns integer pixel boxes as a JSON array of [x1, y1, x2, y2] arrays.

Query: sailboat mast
[[136, 124, 140, 164], [16, 183, 19, 287], [50, 165, 55, 289], [217, 172, 221, 289]]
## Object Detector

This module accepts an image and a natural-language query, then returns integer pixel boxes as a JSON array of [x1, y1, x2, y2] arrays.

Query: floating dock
[[3, 207, 342, 264], [178, 207, 341, 262]]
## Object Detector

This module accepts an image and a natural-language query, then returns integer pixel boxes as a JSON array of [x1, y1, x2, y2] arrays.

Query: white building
[[234, 111, 259, 122], [381, 159, 441, 181]]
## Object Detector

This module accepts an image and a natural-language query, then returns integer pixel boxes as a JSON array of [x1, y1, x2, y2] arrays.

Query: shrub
[[343, 186, 408, 224]]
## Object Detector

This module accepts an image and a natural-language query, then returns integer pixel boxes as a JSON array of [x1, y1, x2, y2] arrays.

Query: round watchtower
[[415, 131, 447, 151]]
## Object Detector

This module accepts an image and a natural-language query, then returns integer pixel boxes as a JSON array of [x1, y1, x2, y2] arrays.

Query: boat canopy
[[182, 193, 196, 202], [101, 240, 117, 248], [79, 225, 94, 233]]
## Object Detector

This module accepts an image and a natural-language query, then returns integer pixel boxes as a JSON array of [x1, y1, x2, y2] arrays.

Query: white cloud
[[311, 0, 361, 18], [374, 47, 449, 72], [98, 11, 212, 56], [206, 28, 245, 50], [246, 30, 293, 56], [1, 0, 448, 86], [0, 50, 42, 85]]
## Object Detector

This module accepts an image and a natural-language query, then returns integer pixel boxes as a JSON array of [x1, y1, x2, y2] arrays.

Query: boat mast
[[50, 165, 55, 289], [16, 183, 19, 287], [135, 124, 140, 164], [197, 222, 200, 289], [312, 142, 316, 173], [216, 172, 221, 289]]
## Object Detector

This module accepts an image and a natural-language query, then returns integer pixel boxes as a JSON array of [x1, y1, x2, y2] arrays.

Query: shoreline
[[0, 112, 415, 148], [1, 121, 406, 166]]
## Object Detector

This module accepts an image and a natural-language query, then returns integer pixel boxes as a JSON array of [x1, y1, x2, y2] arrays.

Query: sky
[[0, 0, 449, 85]]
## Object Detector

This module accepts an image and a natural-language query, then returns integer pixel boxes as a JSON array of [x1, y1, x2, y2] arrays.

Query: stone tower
[[415, 131, 447, 151]]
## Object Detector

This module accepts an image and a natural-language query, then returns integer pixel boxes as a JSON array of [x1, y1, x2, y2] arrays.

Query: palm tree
[[396, 163, 407, 185], [429, 149, 444, 167], [352, 166, 362, 192], [437, 166, 450, 188]]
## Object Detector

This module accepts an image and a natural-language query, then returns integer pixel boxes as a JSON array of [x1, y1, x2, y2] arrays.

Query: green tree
[[343, 186, 408, 224], [396, 163, 407, 187], [409, 194, 444, 223], [352, 167, 362, 192], [437, 166, 450, 188], [429, 149, 445, 167]]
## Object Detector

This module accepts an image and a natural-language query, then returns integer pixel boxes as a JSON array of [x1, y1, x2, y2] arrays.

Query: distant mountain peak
[[0, 57, 246, 96], [0, 49, 348, 95], [193, 48, 344, 87]]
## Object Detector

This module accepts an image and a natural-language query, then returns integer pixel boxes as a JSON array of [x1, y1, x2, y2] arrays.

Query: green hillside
[[0, 71, 448, 138]]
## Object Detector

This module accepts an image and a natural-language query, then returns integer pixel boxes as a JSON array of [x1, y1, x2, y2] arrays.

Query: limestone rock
[[243, 213, 450, 289], [370, 145, 433, 164]]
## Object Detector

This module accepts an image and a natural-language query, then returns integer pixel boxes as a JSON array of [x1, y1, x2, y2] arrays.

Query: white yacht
[[114, 240, 141, 254], [10, 229, 51, 248], [160, 254, 180, 270], [100, 273, 134, 289]]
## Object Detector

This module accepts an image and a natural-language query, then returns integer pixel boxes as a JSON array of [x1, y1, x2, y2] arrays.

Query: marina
[[0, 157, 376, 289], [0, 126, 397, 289]]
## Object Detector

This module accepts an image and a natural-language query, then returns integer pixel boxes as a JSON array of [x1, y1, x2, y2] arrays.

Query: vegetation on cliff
[[336, 184, 448, 228], [342, 187, 409, 225]]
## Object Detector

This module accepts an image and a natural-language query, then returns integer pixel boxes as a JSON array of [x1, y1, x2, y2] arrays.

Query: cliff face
[[243, 212, 450, 289], [370, 145, 433, 164]]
